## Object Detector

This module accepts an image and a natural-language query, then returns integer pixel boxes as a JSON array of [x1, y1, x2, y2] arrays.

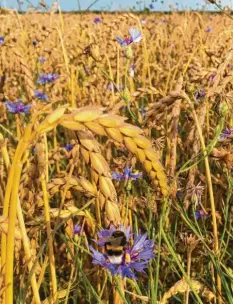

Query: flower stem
[[113, 276, 126, 304]]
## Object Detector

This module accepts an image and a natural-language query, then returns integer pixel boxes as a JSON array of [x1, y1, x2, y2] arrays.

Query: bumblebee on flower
[[90, 225, 155, 279]]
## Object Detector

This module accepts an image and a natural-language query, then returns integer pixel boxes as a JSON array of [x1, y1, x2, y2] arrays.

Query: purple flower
[[219, 128, 233, 140], [112, 166, 142, 181], [93, 17, 102, 24], [116, 27, 142, 47], [38, 57, 46, 63], [129, 27, 142, 43], [64, 144, 74, 151], [195, 210, 208, 220], [90, 226, 155, 279], [0, 36, 4, 46], [149, 3, 154, 9], [161, 19, 167, 23], [74, 224, 82, 235], [37, 73, 59, 85], [34, 90, 48, 101], [205, 26, 212, 33], [194, 89, 205, 100], [107, 83, 123, 92], [4, 100, 31, 114]]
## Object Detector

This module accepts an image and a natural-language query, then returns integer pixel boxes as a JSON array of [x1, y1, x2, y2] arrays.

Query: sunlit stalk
[[5, 163, 23, 304], [1, 141, 41, 303], [40, 173, 57, 303]]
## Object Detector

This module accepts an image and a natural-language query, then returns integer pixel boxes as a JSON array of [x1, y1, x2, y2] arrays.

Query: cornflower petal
[[131, 233, 148, 253], [136, 247, 155, 260], [23, 104, 31, 114], [0, 36, 4, 45], [121, 266, 136, 278], [130, 172, 143, 180], [4, 100, 31, 114], [116, 36, 128, 47], [129, 27, 142, 43], [89, 246, 106, 265], [34, 90, 48, 101], [129, 261, 148, 272], [112, 172, 124, 180], [64, 144, 74, 151], [37, 73, 59, 84], [74, 224, 82, 235]]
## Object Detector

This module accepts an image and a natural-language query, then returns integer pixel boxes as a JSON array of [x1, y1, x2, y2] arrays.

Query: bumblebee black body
[[104, 230, 127, 264]]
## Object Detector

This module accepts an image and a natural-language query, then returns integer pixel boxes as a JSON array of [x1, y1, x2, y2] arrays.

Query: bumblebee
[[104, 230, 127, 265]]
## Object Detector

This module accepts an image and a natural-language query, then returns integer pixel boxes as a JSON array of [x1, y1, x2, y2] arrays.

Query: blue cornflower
[[219, 128, 233, 140], [0, 36, 4, 46], [37, 73, 59, 85], [205, 26, 212, 33], [64, 144, 74, 151], [112, 166, 142, 181], [90, 225, 155, 279], [38, 57, 46, 63], [74, 224, 82, 235], [93, 17, 102, 24], [34, 90, 48, 101], [195, 210, 208, 220], [4, 100, 31, 114], [116, 27, 142, 47], [107, 83, 123, 92], [129, 27, 142, 43]]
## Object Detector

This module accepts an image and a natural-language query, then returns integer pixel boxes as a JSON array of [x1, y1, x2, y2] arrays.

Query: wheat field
[[0, 5, 233, 304]]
